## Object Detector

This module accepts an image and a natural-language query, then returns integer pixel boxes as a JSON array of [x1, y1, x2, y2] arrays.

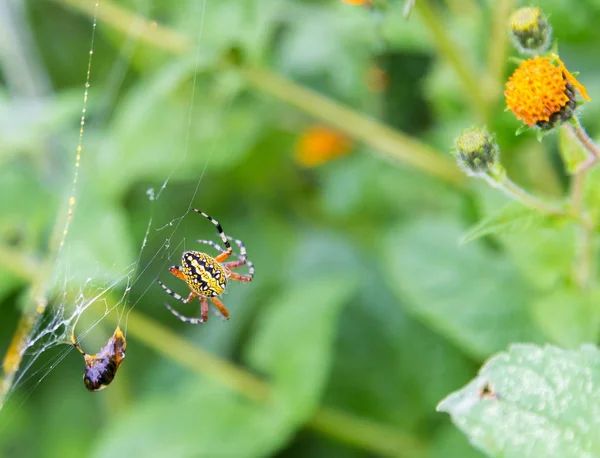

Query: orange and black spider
[[156, 208, 254, 324]]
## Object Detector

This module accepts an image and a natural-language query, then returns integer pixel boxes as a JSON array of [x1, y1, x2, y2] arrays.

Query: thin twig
[[243, 67, 466, 188], [53, 0, 467, 189], [104, 309, 427, 458], [486, 0, 514, 105], [416, 0, 488, 121], [565, 120, 600, 288], [566, 121, 600, 160], [483, 171, 592, 229], [0, 243, 426, 458]]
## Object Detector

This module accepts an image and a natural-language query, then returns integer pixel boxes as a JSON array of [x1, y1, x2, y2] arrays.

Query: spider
[[156, 208, 254, 324]]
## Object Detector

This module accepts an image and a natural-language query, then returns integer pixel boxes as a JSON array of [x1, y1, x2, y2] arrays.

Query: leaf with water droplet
[[438, 344, 600, 457]]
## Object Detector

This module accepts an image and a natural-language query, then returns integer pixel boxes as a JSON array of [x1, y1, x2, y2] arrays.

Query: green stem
[[443, 0, 478, 17], [487, 0, 514, 103], [567, 120, 600, 160], [566, 120, 599, 288], [310, 407, 426, 457], [0, 249, 424, 458], [105, 310, 269, 403], [102, 308, 426, 458], [416, 0, 488, 121], [55, 0, 188, 54], [243, 67, 465, 188], [54, 0, 466, 189], [571, 173, 595, 288], [485, 170, 564, 216]]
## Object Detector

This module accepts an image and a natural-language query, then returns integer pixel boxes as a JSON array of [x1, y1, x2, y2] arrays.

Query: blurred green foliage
[[2, 0, 600, 457]]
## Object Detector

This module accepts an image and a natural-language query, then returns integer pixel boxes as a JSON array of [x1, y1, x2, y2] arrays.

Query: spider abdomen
[[181, 250, 227, 296]]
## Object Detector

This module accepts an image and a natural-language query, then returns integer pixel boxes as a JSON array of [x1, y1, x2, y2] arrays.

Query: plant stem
[[485, 172, 564, 217], [311, 407, 427, 457], [416, 0, 488, 121], [443, 0, 478, 17], [0, 250, 424, 458], [243, 67, 466, 188], [107, 310, 426, 457], [487, 0, 514, 103], [566, 120, 600, 288], [571, 170, 595, 288], [483, 167, 593, 230], [566, 120, 600, 161], [107, 310, 270, 403], [53, 0, 467, 189], [55, 0, 188, 54]]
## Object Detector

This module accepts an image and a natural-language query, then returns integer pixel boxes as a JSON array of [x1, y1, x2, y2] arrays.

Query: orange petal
[[553, 53, 591, 102]]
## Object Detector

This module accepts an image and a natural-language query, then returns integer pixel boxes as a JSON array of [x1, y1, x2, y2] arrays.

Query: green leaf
[[91, 277, 353, 458], [431, 425, 486, 458], [247, 276, 356, 420], [91, 381, 298, 458], [277, 3, 379, 102], [97, 58, 264, 198], [461, 202, 563, 244], [54, 180, 135, 285], [559, 124, 588, 174], [499, 224, 576, 290], [438, 344, 600, 458], [325, 276, 476, 433], [0, 91, 81, 162], [384, 219, 546, 359], [474, 187, 576, 290], [531, 287, 600, 348]]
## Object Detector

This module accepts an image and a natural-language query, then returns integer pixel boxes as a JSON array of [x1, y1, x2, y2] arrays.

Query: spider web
[[0, 0, 225, 416]]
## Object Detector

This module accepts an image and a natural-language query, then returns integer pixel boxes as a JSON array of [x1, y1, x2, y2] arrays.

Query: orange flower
[[341, 0, 371, 5], [295, 126, 352, 167], [505, 56, 590, 129]]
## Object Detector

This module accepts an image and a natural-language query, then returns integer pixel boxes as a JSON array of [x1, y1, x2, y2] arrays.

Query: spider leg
[[226, 236, 248, 260], [164, 297, 207, 324], [223, 237, 254, 280], [156, 279, 195, 304], [169, 265, 186, 281], [228, 272, 253, 283], [195, 239, 226, 254], [226, 257, 254, 282], [200, 297, 209, 323], [191, 208, 232, 262], [224, 259, 246, 269], [209, 296, 230, 320]]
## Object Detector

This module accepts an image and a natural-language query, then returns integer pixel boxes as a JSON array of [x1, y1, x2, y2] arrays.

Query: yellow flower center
[[504, 56, 590, 127]]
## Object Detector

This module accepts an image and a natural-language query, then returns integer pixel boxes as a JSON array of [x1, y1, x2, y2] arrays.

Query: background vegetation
[[2, 0, 600, 457]]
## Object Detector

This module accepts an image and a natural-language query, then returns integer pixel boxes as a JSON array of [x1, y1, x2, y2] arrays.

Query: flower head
[[453, 127, 498, 176], [295, 126, 352, 168], [504, 56, 590, 130], [341, 0, 371, 5], [509, 7, 551, 54]]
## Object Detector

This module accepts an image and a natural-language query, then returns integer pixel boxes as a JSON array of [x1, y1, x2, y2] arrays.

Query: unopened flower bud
[[453, 127, 498, 176], [509, 7, 551, 55]]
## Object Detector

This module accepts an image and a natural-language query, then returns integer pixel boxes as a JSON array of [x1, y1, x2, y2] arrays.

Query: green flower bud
[[509, 7, 551, 55], [453, 127, 499, 176]]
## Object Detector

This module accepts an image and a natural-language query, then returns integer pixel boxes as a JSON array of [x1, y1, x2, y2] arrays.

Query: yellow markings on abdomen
[[181, 251, 227, 297]]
